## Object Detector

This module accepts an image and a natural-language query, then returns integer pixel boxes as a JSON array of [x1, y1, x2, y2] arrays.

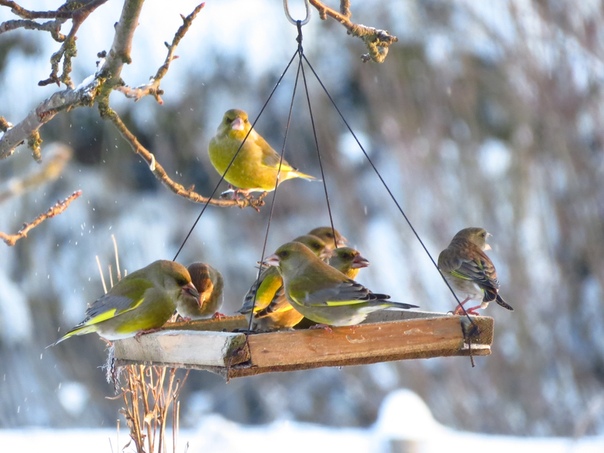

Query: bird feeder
[[112, 311, 493, 380]]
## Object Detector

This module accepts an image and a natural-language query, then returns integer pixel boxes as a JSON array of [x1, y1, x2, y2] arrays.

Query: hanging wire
[[297, 25, 338, 250], [299, 53, 477, 330], [247, 51, 305, 331]]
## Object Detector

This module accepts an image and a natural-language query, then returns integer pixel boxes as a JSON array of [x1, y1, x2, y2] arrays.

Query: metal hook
[[283, 0, 311, 26]]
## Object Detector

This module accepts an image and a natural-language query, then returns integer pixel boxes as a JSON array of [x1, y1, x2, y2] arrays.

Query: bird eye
[[279, 251, 289, 259]]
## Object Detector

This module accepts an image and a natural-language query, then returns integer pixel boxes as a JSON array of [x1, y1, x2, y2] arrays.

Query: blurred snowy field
[[1, 390, 602, 452]]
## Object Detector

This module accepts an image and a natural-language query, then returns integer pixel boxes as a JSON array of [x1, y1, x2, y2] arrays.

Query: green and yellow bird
[[208, 109, 316, 196], [328, 247, 370, 279], [240, 234, 328, 331], [307, 226, 347, 252], [438, 227, 513, 315], [264, 242, 418, 326], [51, 260, 199, 345]]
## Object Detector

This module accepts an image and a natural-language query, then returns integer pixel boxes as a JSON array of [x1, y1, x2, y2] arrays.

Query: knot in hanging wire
[[283, 0, 311, 26]]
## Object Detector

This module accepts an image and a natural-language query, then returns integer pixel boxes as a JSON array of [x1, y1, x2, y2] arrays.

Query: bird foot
[[135, 328, 162, 341], [309, 324, 333, 333], [212, 312, 227, 320], [465, 305, 482, 316]]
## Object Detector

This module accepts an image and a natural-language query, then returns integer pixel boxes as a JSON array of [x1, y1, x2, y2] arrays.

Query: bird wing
[[79, 278, 153, 326], [255, 134, 294, 169], [452, 254, 500, 293], [293, 279, 383, 307]]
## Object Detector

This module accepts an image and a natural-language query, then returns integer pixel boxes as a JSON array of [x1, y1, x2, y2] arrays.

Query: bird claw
[[309, 323, 333, 333], [212, 312, 227, 320], [135, 327, 162, 341]]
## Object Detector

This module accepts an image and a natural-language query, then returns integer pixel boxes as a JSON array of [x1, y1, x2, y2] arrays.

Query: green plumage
[[208, 109, 316, 194]]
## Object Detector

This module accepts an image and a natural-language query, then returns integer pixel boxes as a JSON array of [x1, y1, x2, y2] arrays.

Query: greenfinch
[[239, 234, 328, 331], [437, 227, 513, 315], [264, 242, 418, 326], [307, 226, 347, 251], [51, 260, 199, 345], [255, 245, 371, 330], [208, 108, 316, 196], [176, 262, 224, 320], [328, 247, 370, 279]]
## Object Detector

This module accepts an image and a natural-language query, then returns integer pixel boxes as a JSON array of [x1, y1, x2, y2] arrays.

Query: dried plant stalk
[[118, 365, 189, 453], [99, 238, 189, 453]]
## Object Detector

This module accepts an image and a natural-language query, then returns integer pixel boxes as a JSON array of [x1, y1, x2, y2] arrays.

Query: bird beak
[[262, 253, 280, 267], [352, 254, 370, 269], [182, 282, 200, 300], [484, 232, 493, 250], [231, 117, 245, 131], [338, 235, 348, 247]]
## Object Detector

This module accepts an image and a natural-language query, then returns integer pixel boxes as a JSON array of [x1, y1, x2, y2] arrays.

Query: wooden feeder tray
[[112, 311, 493, 379]]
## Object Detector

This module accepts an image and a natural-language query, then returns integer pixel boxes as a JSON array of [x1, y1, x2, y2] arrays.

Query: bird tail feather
[[496, 295, 513, 311]]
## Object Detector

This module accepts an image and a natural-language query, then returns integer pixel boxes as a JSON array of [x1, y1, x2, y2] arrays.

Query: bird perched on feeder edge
[[240, 234, 329, 331], [437, 227, 513, 315], [176, 262, 224, 320], [264, 241, 418, 327], [49, 260, 199, 346]]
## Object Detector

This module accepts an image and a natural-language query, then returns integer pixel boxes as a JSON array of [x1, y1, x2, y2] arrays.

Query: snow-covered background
[[1, 0, 603, 447]]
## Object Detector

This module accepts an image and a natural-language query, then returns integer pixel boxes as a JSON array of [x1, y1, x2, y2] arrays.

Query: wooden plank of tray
[[228, 315, 492, 378], [112, 312, 492, 379], [113, 330, 249, 369]]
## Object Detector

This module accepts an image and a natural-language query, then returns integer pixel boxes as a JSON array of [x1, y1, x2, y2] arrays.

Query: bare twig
[[0, 189, 82, 246], [308, 0, 397, 63], [0, 18, 66, 41], [116, 3, 206, 104], [38, 1, 109, 87], [0, 0, 108, 20], [0, 1, 109, 86]]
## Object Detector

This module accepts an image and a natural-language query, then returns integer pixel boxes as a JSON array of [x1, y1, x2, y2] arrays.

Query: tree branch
[[308, 0, 397, 63], [0, 78, 99, 159], [116, 3, 205, 104], [0, 190, 82, 246], [0, 18, 66, 41], [0, 0, 107, 20]]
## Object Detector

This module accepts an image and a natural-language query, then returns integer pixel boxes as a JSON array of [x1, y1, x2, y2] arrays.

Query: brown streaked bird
[[437, 227, 513, 315], [176, 262, 224, 320]]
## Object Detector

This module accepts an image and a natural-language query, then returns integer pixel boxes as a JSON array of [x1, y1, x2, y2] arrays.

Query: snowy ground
[[2, 390, 602, 453]]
